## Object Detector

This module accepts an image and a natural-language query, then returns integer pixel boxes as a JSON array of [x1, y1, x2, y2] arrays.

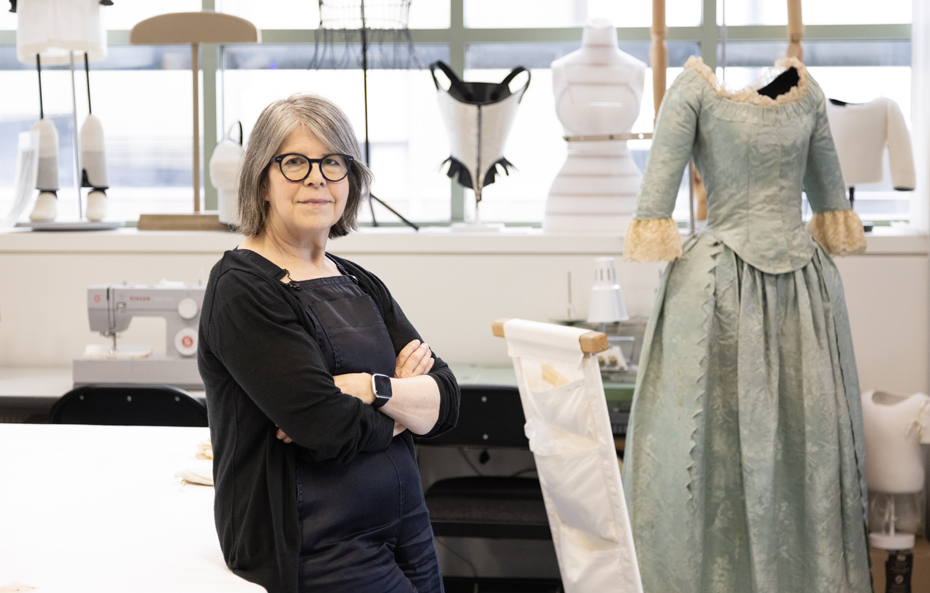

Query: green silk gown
[[621, 56, 871, 593]]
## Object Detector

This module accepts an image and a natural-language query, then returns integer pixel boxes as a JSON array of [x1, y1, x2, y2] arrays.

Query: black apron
[[293, 258, 443, 593]]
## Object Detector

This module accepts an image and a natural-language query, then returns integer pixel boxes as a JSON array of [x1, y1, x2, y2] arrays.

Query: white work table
[[0, 367, 72, 402], [0, 423, 263, 593]]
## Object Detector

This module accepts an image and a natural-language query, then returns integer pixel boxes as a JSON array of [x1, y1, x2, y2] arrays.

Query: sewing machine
[[72, 282, 206, 390]]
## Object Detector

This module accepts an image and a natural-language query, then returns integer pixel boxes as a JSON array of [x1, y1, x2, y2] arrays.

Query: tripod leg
[[370, 193, 419, 231], [369, 195, 378, 227]]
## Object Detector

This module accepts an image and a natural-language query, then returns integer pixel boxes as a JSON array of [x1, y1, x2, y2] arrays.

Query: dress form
[[825, 97, 915, 227], [544, 19, 646, 233], [861, 390, 930, 549]]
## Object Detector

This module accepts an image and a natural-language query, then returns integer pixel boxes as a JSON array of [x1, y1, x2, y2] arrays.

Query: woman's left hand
[[395, 339, 434, 378], [334, 372, 375, 404]]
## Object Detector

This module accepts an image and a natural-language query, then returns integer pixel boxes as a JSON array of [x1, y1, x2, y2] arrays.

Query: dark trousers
[[297, 437, 444, 593]]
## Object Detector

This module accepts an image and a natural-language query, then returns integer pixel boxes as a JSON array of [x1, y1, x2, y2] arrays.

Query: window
[[719, 0, 911, 26], [216, 0, 450, 30], [0, 46, 199, 220], [465, 0, 702, 29], [0, 1, 915, 226], [221, 43, 452, 222]]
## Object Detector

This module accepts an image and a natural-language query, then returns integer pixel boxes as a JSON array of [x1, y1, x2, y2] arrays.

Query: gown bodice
[[633, 57, 856, 274]]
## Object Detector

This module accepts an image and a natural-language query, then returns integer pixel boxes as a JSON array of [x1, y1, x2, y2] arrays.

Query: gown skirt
[[621, 231, 872, 593]]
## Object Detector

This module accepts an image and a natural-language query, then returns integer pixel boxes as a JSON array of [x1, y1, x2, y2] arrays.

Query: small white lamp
[[587, 257, 629, 325], [210, 122, 245, 226]]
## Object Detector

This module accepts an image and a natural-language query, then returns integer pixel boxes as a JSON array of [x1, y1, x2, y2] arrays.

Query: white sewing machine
[[72, 282, 206, 390]]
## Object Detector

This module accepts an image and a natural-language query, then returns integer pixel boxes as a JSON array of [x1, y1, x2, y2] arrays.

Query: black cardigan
[[198, 249, 460, 593]]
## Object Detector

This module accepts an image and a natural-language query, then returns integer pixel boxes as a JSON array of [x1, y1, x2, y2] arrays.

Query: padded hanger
[[757, 66, 800, 100]]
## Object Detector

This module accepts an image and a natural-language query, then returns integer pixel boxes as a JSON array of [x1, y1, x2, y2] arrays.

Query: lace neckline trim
[[684, 55, 809, 107]]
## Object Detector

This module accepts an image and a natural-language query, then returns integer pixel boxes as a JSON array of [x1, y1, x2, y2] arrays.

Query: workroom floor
[[443, 577, 563, 592]]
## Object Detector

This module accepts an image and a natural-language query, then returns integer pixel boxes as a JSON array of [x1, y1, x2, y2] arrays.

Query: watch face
[[374, 374, 393, 398]]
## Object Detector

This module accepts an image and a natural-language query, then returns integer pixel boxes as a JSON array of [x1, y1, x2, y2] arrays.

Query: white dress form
[[544, 19, 646, 233], [825, 98, 916, 192], [861, 390, 930, 549]]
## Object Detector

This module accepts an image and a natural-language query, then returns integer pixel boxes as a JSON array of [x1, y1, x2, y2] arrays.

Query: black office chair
[[416, 384, 551, 540], [48, 384, 208, 427]]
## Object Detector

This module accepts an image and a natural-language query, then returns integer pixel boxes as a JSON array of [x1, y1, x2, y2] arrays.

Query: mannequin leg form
[[30, 191, 58, 221], [81, 114, 109, 221], [85, 190, 107, 221], [29, 118, 60, 222], [82, 54, 109, 222], [29, 55, 58, 222]]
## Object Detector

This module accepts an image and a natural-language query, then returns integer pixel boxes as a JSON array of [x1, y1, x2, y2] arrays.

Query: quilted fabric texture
[[621, 58, 871, 593]]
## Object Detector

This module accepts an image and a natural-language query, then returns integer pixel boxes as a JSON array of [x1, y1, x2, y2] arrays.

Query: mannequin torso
[[544, 19, 647, 233], [861, 390, 930, 493], [825, 97, 916, 190]]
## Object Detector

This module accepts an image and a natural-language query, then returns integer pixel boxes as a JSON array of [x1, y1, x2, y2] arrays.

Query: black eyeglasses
[[270, 153, 354, 183]]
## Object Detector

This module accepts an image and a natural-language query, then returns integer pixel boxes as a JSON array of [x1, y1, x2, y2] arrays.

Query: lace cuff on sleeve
[[807, 210, 867, 256], [623, 218, 683, 262]]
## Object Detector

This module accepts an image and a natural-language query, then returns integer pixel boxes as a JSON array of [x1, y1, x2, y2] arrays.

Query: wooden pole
[[650, 0, 668, 121], [787, 0, 804, 61], [192, 42, 200, 213]]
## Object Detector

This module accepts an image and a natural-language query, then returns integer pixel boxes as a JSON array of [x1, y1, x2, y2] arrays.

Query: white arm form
[[825, 97, 915, 190], [885, 99, 916, 190]]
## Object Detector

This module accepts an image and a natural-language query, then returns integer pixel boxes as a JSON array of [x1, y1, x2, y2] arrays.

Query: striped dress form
[[544, 20, 647, 233]]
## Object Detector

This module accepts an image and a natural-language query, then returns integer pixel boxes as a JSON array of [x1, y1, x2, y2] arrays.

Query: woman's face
[[263, 126, 350, 244]]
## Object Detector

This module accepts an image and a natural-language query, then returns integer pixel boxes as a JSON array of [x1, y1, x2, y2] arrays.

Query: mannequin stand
[[848, 186, 873, 232], [870, 494, 916, 550], [450, 202, 504, 233]]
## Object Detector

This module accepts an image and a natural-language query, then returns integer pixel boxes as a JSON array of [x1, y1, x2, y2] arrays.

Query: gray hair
[[236, 93, 372, 238]]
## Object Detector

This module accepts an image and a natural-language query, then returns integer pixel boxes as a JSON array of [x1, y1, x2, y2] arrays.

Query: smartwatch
[[371, 373, 393, 408]]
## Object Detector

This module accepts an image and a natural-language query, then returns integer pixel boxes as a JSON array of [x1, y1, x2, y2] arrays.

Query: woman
[[198, 93, 459, 593]]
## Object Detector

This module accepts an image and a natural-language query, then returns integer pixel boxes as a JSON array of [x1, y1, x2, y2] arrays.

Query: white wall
[[0, 227, 926, 395]]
